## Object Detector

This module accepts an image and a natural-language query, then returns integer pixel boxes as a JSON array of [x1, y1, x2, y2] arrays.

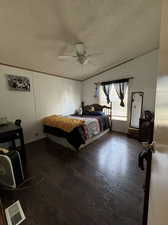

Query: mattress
[[48, 129, 110, 151], [43, 114, 110, 150]]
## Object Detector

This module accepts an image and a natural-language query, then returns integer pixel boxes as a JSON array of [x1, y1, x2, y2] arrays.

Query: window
[[99, 85, 128, 121]]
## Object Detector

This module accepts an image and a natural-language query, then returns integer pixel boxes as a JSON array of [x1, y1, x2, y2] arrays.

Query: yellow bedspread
[[42, 115, 85, 133]]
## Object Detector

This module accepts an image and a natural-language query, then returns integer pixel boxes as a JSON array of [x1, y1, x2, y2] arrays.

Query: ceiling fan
[[58, 42, 101, 65]]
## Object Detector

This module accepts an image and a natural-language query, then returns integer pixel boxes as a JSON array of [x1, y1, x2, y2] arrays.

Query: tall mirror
[[130, 92, 144, 128]]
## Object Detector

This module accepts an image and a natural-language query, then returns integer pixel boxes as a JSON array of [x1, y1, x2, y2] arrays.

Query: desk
[[0, 121, 26, 161]]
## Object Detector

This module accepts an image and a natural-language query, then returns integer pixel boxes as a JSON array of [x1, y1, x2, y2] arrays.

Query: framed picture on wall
[[7, 74, 30, 92]]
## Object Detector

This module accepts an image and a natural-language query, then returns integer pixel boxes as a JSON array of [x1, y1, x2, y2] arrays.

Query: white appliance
[[0, 149, 24, 188]]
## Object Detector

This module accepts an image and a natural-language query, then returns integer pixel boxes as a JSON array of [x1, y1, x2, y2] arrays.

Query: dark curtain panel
[[113, 82, 128, 107], [101, 78, 129, 86], [102, 84, 112, 104], [94, 83, 100, 98]]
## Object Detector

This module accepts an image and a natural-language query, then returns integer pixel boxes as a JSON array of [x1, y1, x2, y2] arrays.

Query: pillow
[[84, 111, 105, 116], [75, 107, 83, 115], [87, 106, 95, 112]]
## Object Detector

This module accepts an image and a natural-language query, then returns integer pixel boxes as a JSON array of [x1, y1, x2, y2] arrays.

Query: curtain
[[94, 83, 100, 98], [102, 84, 112, 104], [113, 82, 128, 107]]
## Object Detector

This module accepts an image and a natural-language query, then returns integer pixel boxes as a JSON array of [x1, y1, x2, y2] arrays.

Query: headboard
[[81, 102, 112, 120]]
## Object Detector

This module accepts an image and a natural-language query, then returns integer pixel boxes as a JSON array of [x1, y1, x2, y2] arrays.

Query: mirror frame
[[129, 91, 144, 129]]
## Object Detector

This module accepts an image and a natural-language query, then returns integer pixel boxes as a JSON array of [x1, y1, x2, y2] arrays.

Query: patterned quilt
[[68, 116, 100, 139]]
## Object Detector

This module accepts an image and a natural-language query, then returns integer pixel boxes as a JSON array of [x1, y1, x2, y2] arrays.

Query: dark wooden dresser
[[139, 118, 154, 143]]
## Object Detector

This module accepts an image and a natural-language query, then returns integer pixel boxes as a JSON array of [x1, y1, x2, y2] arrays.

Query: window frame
[[99, 84, 129, 121]]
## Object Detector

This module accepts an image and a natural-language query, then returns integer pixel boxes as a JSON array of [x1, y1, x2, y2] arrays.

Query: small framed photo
[[7, 75, 30, 92]]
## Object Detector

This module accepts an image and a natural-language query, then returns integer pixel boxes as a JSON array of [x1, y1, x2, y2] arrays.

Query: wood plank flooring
[[2, 132, 145, 225]]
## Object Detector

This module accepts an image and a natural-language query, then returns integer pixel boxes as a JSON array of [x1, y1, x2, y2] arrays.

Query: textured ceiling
[[0, 0, 160, 80]]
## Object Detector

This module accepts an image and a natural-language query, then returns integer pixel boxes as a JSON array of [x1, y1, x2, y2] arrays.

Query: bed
[[43, 103, 112, 151]]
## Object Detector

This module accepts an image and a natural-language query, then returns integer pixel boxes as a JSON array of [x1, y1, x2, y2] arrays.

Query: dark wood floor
[[3, 133, 145, 225]]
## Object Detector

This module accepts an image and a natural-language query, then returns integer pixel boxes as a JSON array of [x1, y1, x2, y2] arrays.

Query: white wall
[[0, 50, 158, 142], [0, 65, 81, 143], [82, 50, 159, 133]]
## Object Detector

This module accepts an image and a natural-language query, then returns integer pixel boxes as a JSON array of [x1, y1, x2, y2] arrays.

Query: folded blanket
[[42, 115, 85, 133]]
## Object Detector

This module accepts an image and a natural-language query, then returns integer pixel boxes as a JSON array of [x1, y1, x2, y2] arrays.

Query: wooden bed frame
[[82, 102, 112, 121], [48, 129, 110, 151]]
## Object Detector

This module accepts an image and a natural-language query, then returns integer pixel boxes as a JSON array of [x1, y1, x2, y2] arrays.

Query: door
[[147, 1, 168, 225]]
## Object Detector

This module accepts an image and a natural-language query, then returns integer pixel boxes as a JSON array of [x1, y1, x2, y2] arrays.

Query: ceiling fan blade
[[54, 2, 80, 44], [58, 55, 76, 59], [87, 52, 103, 57], [88, 60, 97, 67], [58, 56, 72, 59]]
